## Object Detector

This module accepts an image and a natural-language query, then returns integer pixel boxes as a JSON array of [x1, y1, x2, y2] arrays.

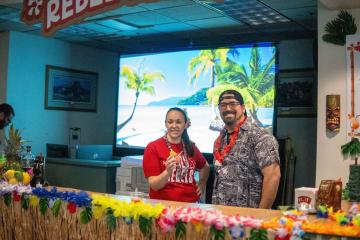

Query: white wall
[[1, 31, 118, 155], [316, 4, 360, 186], [277, 39, 317, 187]]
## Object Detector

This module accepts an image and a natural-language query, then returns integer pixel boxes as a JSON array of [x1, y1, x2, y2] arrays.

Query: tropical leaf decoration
[[21, 195, 29, 210], [106, 208, 116, 230], [39, 197, 49, 215], [52, 199, 62, 217], [80, 206, 93, 224], [209, 225, 226, 240], [322, 10, 357, 46], [139, 216, 152, 237], [249, 228, 268, 240], [4, 193, 11, 206], [175, 220, 186, 240], [341, 138, 360, 165], [3, 125, 26, 163], [2, 161, 23, 172]]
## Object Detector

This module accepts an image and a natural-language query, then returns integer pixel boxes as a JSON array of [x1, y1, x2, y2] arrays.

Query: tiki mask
[[326, 95, 340, 132]]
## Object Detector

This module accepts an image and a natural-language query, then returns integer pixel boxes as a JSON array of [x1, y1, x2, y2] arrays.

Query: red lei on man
[[213, 116, 247, 166]]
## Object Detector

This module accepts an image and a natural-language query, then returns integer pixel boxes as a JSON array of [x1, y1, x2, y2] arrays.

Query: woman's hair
[[165, 107, 194, 157]]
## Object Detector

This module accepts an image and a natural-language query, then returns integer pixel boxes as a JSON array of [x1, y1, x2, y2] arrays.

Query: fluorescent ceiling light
[[99, 19, 139, 31]]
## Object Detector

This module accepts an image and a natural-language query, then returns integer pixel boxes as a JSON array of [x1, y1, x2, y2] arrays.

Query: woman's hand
[[165, 156, 177, 174]]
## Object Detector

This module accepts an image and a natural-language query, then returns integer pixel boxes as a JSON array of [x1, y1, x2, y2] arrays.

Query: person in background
[[143, 107, 210, 202], [212, 89, 280, 209], [0, 103, 15, 130]]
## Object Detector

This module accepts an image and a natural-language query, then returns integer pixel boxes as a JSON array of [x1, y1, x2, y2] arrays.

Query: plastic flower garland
[[1, 181, 360, 239], [213, 115, 247, 165]]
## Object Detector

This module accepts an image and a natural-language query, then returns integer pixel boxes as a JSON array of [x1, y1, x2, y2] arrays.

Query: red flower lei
[[213, 116, 247, 165]]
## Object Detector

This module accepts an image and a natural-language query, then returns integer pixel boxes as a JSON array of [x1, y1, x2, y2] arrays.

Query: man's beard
[[222, 111, 237, 126], [0, 119, 6, 130]]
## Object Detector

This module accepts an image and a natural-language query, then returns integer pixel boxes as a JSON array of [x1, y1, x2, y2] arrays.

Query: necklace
[[163, 134, 187, 158], [213, 116, 247, 166]]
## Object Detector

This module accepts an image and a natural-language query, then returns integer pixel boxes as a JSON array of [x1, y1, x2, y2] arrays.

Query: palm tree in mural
[[188, 49, 238, 125], [213, 46, 276, 125], [117, 64, 165, 132], [188, 49, 237, 88]]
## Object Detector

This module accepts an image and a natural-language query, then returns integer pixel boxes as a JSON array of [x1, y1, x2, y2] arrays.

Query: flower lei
[[213, 116, 247, 165]]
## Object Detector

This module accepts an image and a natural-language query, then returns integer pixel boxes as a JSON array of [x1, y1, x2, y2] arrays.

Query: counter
[[46, 157, 120, 193], [0, 184, 359, 240]]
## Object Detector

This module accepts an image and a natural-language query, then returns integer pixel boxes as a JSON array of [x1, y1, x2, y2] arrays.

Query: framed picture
[[45, 65, 98, 112], [277, 68, 317, 117]]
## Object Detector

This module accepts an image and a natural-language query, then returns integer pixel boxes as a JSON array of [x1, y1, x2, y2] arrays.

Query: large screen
[[115, 43, 276, 154]]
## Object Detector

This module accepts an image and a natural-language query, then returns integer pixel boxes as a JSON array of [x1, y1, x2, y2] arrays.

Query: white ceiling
[[0, 0, 317, 54]]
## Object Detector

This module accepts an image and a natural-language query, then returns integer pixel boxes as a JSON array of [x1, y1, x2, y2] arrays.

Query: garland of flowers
[[213, 115, 247, 165], [1, 181, 360, 239]]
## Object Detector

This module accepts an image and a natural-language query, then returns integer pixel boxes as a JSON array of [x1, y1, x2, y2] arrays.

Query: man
[[212, 90, 280, 209], [0, 103, 15, 130]]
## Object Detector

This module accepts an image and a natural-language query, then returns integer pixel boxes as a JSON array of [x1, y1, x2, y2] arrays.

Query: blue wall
[[0, 31, 118, 155]]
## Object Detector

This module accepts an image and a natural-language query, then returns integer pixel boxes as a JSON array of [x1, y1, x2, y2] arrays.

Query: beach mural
[[116, 43, 276, 153]]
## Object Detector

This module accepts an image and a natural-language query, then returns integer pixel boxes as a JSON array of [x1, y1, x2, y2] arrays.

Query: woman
[[143, 107, 210, 202]]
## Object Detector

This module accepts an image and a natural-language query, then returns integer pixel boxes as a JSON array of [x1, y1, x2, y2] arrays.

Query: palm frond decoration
[[341, 138, 360, 165], [322, 10, 357, 46]]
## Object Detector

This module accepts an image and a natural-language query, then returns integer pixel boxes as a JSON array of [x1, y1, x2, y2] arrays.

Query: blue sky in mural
[[118, 44, 275, 105]]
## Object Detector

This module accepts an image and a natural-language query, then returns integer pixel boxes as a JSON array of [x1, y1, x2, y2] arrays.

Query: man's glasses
[[218, 102, 241, 109]]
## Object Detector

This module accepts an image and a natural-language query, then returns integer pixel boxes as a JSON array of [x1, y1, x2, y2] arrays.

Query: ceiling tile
[[60, 36, 93, 43], [256, 22, 304, 33], [103, 6, 147, 16], [139, 0, 194, 10], [0, 8, 20, 21], [156, 4, 223, 21], [84, 13, 107, 21], [115, 28, 160, 37], [279, 6, 317, 20], [99, 19, 138, 31], [260, 0, 316, 10], [153, 22, 197, 33], [79, 23, 119, 34], [0, 21, 38, 32], [169, 29, 214, 39], [186, 17, 241, 29], [209, 25, 257, 35], [117, 11, 177, 26]]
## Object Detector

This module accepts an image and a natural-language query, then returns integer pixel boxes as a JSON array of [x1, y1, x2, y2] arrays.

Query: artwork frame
[[277, 68, 317, 117], [45, 65, 98, 112]]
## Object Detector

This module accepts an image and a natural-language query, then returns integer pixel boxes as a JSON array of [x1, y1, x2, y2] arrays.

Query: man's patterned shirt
[[212, 118, 280, 208]]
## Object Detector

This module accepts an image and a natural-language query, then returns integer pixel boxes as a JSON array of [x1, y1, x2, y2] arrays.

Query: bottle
[[31, 153, 45, 187], [22, 146, 35, 169]]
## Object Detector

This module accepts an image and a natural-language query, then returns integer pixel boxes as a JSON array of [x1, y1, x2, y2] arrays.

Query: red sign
[[21, 0, 161, 36], [297, 196, 311, 204]]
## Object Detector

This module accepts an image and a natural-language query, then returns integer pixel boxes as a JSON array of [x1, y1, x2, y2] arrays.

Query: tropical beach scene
[[116, 44, 276, 153]]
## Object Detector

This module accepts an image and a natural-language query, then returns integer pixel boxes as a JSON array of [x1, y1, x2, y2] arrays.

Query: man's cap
[[218, 89, 244, 105]]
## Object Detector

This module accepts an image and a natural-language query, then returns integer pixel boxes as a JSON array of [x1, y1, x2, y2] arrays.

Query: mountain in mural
[[147, 97, 185, 106]]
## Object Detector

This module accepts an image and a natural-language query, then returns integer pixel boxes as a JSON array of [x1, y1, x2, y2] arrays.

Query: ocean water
[[116, 105, 274, 153]]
